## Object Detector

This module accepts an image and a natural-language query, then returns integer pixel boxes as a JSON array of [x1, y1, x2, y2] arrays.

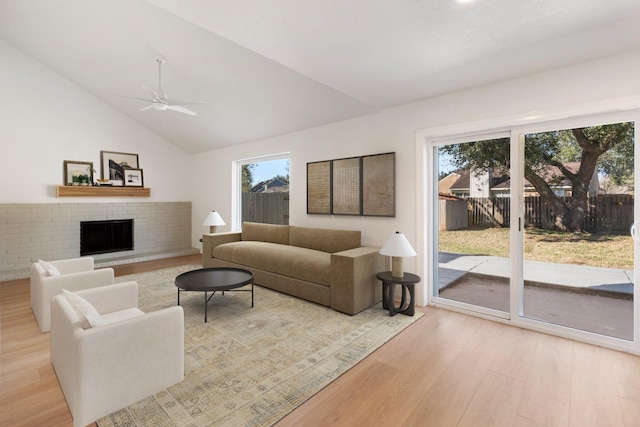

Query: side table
[[376, 271, 421, 316]]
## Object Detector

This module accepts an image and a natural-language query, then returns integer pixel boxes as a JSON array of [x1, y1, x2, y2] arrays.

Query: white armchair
[[30, 256, 115, 332], [51, 281, 184, 427]]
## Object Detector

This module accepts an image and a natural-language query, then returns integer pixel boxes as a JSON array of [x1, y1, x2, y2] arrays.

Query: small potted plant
[[72, 170, 82, 186]]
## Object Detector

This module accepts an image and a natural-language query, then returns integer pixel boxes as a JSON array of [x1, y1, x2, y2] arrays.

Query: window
[[236, 155, 290, 226]]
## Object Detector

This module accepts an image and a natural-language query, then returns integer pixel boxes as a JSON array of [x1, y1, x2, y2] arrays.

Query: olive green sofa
[[202, 222, 383, 315]]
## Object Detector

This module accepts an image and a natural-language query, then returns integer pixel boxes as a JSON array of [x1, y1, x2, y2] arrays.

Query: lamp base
[[209, 226, 217, 233], [391, 256, 404, 278]]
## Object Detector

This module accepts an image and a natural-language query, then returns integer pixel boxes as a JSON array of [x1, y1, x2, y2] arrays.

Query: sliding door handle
[[631, 221, 640, 243]]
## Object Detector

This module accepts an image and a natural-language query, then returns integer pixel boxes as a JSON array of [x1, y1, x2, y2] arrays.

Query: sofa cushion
[[290, 226, 361, 253], [241, 222, 290, 245], [214, 241, 331, 286]]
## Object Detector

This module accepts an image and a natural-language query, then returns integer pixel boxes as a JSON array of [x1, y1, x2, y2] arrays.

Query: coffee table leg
[[251, 283, 254, 307], [204, 291, 208, 323]]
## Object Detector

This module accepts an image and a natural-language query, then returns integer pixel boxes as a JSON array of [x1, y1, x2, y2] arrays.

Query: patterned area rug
[[97, 265, 422, 426]]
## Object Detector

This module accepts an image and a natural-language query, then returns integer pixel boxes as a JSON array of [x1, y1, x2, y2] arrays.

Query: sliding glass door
[[429, 114, 638, 347], [521, 121, 635, 340], [434, 134, 511, 316]]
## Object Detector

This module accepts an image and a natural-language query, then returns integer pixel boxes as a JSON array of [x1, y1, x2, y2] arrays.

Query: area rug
[[97, 265, 422, 426]]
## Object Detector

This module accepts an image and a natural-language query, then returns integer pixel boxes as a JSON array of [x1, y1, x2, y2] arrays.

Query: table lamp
[[379, 231, 417, 278], [202, 210, 225, 233]]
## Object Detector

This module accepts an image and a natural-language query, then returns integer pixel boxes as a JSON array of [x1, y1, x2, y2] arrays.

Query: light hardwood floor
[[3, 255, 640, 426]]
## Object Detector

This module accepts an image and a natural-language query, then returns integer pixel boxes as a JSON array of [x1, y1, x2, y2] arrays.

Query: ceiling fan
[[126, 58, 206, 116]]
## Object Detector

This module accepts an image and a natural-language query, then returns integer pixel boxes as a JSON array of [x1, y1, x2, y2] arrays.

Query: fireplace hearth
[[80, 219, 134, 256]]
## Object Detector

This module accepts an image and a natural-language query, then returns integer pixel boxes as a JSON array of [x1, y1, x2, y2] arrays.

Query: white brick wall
[[0, 202, 198, 281]]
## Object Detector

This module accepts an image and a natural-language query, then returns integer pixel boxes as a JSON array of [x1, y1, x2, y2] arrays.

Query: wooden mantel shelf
[[56, 185, 151, 198]]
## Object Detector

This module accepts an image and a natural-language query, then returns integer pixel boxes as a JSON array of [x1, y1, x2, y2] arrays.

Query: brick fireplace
[[0, 202, 198, 281]]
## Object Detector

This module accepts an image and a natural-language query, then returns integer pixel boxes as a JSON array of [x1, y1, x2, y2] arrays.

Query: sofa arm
[[202, 232, 241, 264], [330, 246, 384, 315]]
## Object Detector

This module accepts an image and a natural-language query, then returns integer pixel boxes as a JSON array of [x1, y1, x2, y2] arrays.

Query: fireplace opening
[[81, 219, 133, 256]]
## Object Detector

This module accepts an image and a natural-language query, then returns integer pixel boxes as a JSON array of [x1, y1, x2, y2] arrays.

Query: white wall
[[190, 49, 640, 283], [4, 31, 640, 288], [0, 39, 191, 203], [190, 117, 416, 249]]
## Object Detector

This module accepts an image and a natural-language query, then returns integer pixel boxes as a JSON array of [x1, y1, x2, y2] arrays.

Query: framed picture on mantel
[[123, 168, 144, 187], [63, 160, 93, 186], [100, 151, 139, 186]]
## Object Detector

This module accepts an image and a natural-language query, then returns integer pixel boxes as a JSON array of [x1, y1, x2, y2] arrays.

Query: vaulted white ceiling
[[2, 0, 640, 154]]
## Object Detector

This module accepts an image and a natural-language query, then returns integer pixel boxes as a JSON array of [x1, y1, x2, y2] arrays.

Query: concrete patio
[[439, 252, 633, 294], [438, 252, 634, 340]]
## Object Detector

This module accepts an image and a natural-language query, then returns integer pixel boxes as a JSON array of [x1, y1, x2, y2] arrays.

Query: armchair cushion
[[61, 289, 102, 329], [38, 259, 61, 276]]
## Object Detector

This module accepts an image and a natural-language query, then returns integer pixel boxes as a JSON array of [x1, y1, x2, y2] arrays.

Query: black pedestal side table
[[376, 271, 421, 316]]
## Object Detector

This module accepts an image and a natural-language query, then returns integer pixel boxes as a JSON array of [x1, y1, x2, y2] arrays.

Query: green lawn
[[438, 226, 634, 270]]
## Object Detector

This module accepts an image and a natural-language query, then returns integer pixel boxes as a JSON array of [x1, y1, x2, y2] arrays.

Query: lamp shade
[[379, 232, 416, 257], [202, 210, 225, 227]]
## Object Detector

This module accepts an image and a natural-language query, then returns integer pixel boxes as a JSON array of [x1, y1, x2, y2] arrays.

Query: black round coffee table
[[175, 267, 254, 322]]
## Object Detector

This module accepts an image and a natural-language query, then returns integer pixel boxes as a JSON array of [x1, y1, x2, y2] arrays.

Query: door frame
[[416, 103, 640, 354], [427, 131, 513, 320]]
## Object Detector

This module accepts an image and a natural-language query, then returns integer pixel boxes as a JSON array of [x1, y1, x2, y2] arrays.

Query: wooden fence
[[466, 194, 634, 233], [242, 192, 290, 225]]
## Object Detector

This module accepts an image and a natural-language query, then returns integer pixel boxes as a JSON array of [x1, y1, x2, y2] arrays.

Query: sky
[[251, 158, 289, 183]]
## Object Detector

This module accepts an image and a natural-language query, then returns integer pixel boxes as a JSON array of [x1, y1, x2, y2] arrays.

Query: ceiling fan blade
[[130, 96, 153, 102], [166, 105, 198, 116], [112, 94, 152, 103], [142, 85, 161, 101], [168, 98, 208, 106], [139, 105, 154, 112]]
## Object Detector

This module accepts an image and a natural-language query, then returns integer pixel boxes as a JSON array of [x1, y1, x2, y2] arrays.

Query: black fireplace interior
[[81, 219, 134, 256]]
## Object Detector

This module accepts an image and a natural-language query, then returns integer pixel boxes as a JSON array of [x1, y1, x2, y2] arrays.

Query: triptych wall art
[[307, 152, 395, 217]]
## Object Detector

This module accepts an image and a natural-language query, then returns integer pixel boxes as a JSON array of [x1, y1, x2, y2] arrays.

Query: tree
[[439, 170, 453, 180], [440, 122, 634, 231], [599, 133, 635, 190], [274, 175, 289, 184], [242, 164, 255, 193], [275, 159, 290, 184]]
